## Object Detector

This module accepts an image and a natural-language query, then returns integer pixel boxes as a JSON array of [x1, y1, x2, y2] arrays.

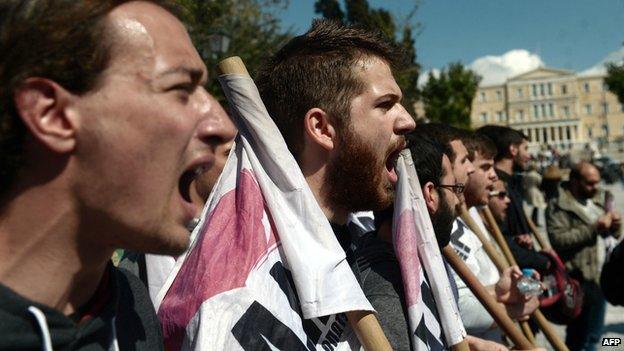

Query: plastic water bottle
[[516, 268, 543, 296]]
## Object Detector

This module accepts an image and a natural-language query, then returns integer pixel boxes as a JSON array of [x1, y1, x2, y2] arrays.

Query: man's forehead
[[105, 2, 205, 77]]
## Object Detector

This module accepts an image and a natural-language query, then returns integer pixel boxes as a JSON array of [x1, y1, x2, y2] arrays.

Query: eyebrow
[[158, 66, 206, 84], [376, 92, 402, 103]]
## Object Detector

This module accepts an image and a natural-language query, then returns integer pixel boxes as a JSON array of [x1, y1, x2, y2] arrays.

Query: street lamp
[[207, 33, 230, 59]]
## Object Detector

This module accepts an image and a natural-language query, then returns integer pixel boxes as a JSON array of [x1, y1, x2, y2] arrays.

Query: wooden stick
[[346, 311, 393, 351], [459, 207, 508, 272], [218, 56, 392, 351], [443, 246, 534, 350], [461, 207, 536, 346], [481, 207, 517, 266], [525, 215, 550, 251], [483, 206, 569, 351]]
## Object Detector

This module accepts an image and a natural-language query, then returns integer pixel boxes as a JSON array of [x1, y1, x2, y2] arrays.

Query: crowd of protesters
[[1, 1, 623, 351]]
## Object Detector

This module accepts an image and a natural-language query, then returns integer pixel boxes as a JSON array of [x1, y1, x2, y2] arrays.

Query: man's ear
[[13, 78, 76, 154], [509, 143, 518, 158], [423, 181, 439, 214], [303, 107, 336, 151]]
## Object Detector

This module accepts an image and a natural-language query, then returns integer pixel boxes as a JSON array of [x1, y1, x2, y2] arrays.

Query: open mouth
[[178, 169, 195, 204], [385, 147, 403, 184]]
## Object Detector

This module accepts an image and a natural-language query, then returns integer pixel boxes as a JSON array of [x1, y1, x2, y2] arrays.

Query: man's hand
[[514, 234, 533, 249], [597, 213, 613, 233], [495, 266, 536, 304], [465, 335, 509, 351], [504, 295, 539, 321], [611, 211, 622, 231]]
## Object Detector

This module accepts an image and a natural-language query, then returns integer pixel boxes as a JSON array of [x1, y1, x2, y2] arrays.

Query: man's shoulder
[[353, 233, 403, 298], [113, 266, 164, 350]]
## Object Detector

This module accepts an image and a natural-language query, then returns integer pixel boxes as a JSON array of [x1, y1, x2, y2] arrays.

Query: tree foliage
[[420, 62, 481, 129], [176, 0, 292, 101], [605, 62, 624, 105], [314, 0, 421, 116]]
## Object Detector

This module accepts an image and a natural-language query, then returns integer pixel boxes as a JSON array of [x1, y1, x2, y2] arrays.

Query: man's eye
[[169, 83, 194, 93], [377, 101, 394, 110]]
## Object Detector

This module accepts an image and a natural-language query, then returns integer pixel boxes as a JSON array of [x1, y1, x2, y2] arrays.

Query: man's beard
[[324, 126, 396, 213], [431, 189, 456, 248]]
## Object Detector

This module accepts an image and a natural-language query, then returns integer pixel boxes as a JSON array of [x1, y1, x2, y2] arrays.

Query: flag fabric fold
[[393, 150, 467, 350], [150, 71, 372, 351]]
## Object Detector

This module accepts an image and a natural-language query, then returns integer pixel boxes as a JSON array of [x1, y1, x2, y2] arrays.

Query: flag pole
[[525, 214, 550, 251], [218, 56, 392, 351], [482, 206, 569, 351], [442, 246, 534, 350], [460, 207, 536, 345]]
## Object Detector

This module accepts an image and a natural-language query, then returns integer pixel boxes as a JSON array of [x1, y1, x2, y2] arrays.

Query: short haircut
[[256, 19, 403, 160], [475, 125, 528, 162], [569, 161, 597, 182], [413, 123, 466, 162], [407, 132, 447, 189], [462, 132, 497, 162], [0, 0, 177, 196]]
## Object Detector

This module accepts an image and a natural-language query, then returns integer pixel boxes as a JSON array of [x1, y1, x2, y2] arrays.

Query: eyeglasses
[[488, 190, 508, 199], [437, 183, 465, 195]]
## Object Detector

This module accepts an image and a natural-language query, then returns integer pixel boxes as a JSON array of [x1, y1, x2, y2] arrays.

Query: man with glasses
[[446, 132, 539, 342], [546, 161, 621, 351], [489, 181, 511, 224]]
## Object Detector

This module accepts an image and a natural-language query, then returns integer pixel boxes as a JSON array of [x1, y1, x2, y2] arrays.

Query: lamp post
[[207, 33, 230, 59]]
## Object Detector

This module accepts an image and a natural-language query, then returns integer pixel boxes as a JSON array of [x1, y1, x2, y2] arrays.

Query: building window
[[602, 102, 609, 114], [548, 103, 554, 117], [547, 83, 553, 95], [540, 83, 545, 96], [517, 109, 524, 121], [585, 104, 592, 115], [496, 111, 503, 122], [532, 84, 537, 97], [533, 104, 539, 118], [562, 105, 570, 117], [588, 126, 593, 138], [517, 88, 523, 98], [480, 112, 488, 123], [541, 104, 547, 117], [561, 84, 567, 95], [496, 90, 502, 101], [480, 91, 486, 102], [583, 82, 590, 93]]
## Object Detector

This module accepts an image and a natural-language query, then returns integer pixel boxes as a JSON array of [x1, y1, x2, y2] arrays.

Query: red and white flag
[[149, 66, 372, 351], [393, 150, 466, 350]]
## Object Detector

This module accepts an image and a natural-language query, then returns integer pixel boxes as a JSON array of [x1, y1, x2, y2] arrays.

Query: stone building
[[469, 67, 624, 152]]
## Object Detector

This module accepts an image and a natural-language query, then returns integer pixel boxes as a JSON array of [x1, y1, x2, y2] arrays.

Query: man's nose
[[196, 94, 238, 148], [394, 104, 416, 134]]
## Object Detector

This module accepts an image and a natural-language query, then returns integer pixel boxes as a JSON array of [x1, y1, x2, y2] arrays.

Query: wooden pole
[[483, 206, 570, 351], [218, 56, 392, 351], [461, 208, 536, 346], [442, 246, 534, 350], [525, 214, 550, 251]]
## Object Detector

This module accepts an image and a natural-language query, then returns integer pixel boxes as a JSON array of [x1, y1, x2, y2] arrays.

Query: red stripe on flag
[[395, 209, 421, 307], [158, 170, 277, 351]]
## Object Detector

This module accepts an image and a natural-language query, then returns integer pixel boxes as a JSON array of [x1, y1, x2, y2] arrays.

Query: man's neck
[[303, 165, 349, 225], [495, 158, 514, 175], [0, 184, 111, 315]]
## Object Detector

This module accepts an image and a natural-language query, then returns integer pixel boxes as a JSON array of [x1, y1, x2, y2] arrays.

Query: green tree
[[176, 0, 292, 101], [420, 62, 481, 129], [314, 0, 421, 116], [605, 62, 624, 104]]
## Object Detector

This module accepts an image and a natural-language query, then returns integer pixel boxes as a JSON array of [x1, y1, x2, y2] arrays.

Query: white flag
[[393, 150, 466, 350], [151, 68, 372, 351]]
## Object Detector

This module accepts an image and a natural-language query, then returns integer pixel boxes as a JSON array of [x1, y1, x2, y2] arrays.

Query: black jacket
[[601, 240, 624, 306], [0, 264, 163, 351]]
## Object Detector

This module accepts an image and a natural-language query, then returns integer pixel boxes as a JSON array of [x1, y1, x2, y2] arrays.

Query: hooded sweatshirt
[[0, 264, 163, 351]]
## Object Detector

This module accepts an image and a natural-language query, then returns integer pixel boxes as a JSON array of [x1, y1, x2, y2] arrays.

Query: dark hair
[[406, 132, 447, 189], [256, 19, 404, 160], [413, 123, 466, 162], [0, 0, 177, 196], [462, 132, 497, 162], [475, 125, 528, 162], [569, 161, 597, 182]]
